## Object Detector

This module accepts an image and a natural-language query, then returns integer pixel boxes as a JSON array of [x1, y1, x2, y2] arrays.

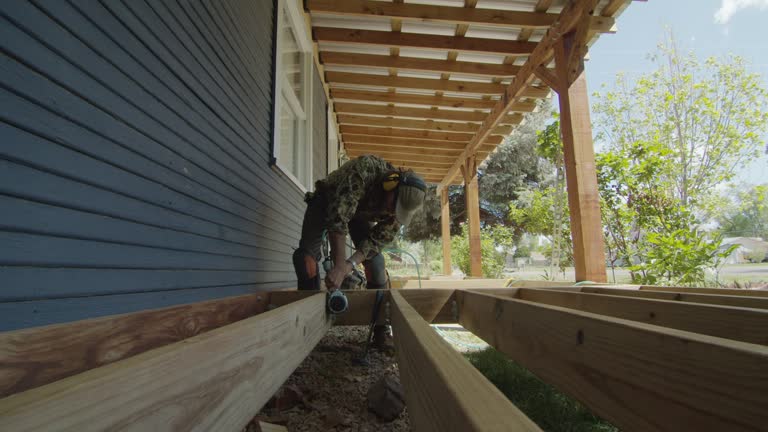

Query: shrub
[[450, 224, 506, 278]]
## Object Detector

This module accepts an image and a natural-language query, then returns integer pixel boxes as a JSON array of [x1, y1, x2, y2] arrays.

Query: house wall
[[0, 0, 324, 330]]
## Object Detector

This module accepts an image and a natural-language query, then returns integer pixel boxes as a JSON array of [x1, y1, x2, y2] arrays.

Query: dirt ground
[[250, 326, 410, 432]]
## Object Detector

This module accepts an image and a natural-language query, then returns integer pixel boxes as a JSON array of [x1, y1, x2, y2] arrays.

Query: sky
[[583, 0, 768, 185]]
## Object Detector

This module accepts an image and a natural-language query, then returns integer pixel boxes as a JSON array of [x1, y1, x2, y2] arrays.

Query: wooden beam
[[0, 294, 268, 399], [330, 88, 538, 112], [338, 125, 479, 142], [346, 149, 467, 165], [441, 188, 452, 275], [331, 88, 495, 110], [335, 102, 488, 122], [639, 286, 768, 298], [308, 0, 615, 31], [347, 144, 492, 159], [601, 0, 628, 17], [0, 294, 331, 431], [439, 0, 599, 188], [464, 165, 482, 277], [517, 288, 768, 345], [557, 71, 606, 282], [457, 290, 768, 432], [579, 286, 768, 310], [390, 290, 541, 432], [326, 71, 549, 97], [320, 51, 521, 77], [314, 27, 538, 57], [343, 134, 497, 152], [337, 114, 514, 135]]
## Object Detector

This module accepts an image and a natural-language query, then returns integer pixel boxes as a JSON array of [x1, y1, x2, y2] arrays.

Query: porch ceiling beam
[[307, 0, 615, 32], [320, 51, 521, 77], [314, 27, 537, 57], [342, 134, 498, 151], [439, 0, 597, 188], [338, 125, 499, 143], [331, 88, 537, 112], [390, 290, 541, 432], [457, 290, 768, 432], [336, 114, 514, 135], [346, 148, 489, 162], [0, 294, 332, 431], [346, 143, 467, 157], [335, 102, 488, 122], [347, 152, 459, 168]]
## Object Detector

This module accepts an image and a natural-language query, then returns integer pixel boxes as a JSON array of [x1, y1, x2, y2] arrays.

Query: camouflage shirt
[[309, 155, 400, 259]]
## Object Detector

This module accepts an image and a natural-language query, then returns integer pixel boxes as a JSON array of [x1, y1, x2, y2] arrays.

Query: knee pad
[[293, 248, 320, 291]]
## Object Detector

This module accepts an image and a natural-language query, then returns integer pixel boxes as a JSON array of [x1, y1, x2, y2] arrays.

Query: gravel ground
[[250, 326, 410, 432]]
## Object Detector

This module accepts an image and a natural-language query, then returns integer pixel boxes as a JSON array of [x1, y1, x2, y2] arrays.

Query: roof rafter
[[307, 0, 615, 32], [320, 52, 521, 77]]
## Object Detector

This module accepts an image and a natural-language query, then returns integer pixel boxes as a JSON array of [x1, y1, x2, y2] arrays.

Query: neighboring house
[[721, 237, 768, 264], [0, 0, 338, 330]]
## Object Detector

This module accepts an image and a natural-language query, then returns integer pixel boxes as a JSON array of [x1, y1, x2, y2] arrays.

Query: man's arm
[[325, 231, 365, 291]]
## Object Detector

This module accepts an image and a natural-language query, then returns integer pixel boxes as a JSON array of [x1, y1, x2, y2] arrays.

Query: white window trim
[[273, 0, 313, 193], [327, 105, 339, 173]]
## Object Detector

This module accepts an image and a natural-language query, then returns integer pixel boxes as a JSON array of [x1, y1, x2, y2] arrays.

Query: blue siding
[[0, 0, 320, 330]]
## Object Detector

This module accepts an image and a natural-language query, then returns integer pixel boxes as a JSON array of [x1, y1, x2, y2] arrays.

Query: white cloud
[[714, 0, 768, 24]]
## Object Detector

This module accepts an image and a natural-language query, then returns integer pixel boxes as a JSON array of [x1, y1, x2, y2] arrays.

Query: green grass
[[465, 348, 618, 432]]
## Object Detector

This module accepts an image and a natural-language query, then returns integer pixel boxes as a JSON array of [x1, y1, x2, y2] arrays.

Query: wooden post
[[440, 188, 452, 275], [462, 158, 482, 277], [554, 31, 607, 283]]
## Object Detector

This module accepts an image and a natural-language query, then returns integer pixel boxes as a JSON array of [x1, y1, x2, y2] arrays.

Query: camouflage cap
[[395, 171, 427, 226]]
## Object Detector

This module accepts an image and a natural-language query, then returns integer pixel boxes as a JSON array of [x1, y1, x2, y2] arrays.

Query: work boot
[[372, 324, 394, 354]]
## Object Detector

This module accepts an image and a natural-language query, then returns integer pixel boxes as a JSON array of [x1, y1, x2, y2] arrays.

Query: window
[[327, 106, 340, 172], [273, 0, 313, 191]]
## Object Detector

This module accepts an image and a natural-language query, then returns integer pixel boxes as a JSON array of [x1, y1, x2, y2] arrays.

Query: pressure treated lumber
[[330, 88, 536, 112], [0, 294, 331, 432], [457, 290, 768, 432], [465, 173, 482, 277], [579, 286, 768, 310], [268, 289, 458, 325], [639, 286, 768, 298], [335, 102, 488, 122], [517, 288, 768, 345], [338, 125, 484, 143], [0, 293, 268, 398], [390, 291, 541, 432]]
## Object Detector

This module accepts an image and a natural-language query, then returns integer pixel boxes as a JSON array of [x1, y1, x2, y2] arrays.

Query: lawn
[[465, 348, 617, 432]]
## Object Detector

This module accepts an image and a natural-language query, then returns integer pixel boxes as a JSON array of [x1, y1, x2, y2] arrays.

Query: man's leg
[[348, 218, 392, 350], [293, 194, 326, 290]]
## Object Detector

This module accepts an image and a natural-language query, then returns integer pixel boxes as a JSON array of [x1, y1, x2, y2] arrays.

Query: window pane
[[280, 99, 298, 175], [280, 9, 303, 106]]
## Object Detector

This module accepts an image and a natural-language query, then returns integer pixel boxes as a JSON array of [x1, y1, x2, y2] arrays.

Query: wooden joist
[[308, 0, 615, 31], [334, 102, 489, 122], [337, 114, 513, 135], [314, 27, 538, 57], [330, 88, 498, 110], [579, 286, 768, 310], [347, 146, 490, 161], [517, 288, 768, 345], [343, 135, 497, 152], [0, 293, 268, 398], [639, 286, 768, 298], [326, 71, 549, 98], [457, 290, 768, 432], [338, 125, 493, 143], [390, 290, 541, 432], [0, 294, 331, 431], [320, 52, 521, 77]]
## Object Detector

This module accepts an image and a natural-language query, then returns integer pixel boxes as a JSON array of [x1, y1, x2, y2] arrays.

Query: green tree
[[450, 224, 506, 278], [592, 32, 767, 285], [715, 184, 768, 239]]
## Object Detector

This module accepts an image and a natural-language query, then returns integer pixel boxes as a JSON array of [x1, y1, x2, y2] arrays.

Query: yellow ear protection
[[382, 171, 401, 192], [382, 170, 427, 192]]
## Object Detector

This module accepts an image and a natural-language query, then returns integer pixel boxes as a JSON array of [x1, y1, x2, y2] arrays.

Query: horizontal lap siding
[[0, 0, 305, 330]]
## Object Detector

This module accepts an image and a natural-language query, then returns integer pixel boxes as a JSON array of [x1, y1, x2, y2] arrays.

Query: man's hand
[[325, 260, 352, 291]]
